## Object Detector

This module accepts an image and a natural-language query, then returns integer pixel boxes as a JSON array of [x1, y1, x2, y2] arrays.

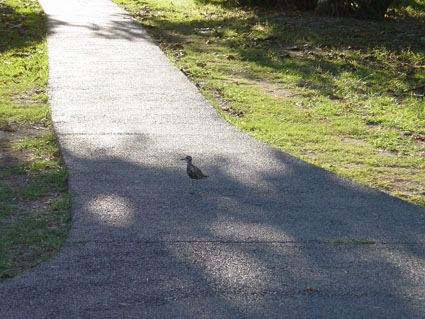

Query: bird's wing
[[187, 165, 207, 179], [195, 166, 207, 179], [187, 168, 197, 179]]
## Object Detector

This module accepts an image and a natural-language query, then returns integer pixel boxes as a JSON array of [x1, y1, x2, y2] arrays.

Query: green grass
[[391, 0, 425, 19], [0, 0, 421, 282], [0, 0, 71, 283], [114, 0, 425, 207], [324, 237, 377, 245]]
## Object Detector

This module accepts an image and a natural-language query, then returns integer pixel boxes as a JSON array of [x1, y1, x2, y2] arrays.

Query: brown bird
[[180, 155, 208, 187]]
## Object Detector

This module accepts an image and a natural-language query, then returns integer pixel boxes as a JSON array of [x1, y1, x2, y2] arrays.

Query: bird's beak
[[180, 158, 186, 161]]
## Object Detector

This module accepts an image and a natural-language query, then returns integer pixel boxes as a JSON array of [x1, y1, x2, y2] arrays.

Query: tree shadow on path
[[1, 3, 424, 317], [1, 131, 424, 318]]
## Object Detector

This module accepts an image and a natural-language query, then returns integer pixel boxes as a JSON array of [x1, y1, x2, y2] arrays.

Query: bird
[[180, 155, 208, 188]]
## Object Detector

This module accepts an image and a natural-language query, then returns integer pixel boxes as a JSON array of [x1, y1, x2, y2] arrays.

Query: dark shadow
[[125, 5, 424, 100], [1, 3, 424, 317], [194, 0, 305, 10], [1, 129, 424, 317], [195, 0, 243, 9], [46, 15, 156, 43]]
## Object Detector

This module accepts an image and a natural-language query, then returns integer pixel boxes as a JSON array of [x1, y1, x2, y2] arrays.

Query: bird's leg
[[190, 179, 195, 195]]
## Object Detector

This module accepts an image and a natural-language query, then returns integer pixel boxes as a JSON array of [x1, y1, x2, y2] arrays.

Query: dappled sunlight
[[115, 0, 425, 207], [201, 247, 272, 290], [6, 0, 421, 316], [378, 246, 425, 301], [209, 215, 295, 241], [164, 241, 275, 304], [86, 193, 135, 227]]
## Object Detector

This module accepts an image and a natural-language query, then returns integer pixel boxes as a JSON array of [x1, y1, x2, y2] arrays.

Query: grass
[[114, 0, 425, 207], [324, 237, 377, 245], [391, 0, 425, 19], [0, 0, 422, 283], [0, 0, 71, 283]]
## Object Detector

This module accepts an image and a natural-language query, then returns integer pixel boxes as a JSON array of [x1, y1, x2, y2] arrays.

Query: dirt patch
[[226, 76, 300, 99], [340, 137, 369, 146], [221, 67, 301, 99], [244, 78, 300, 98], [0, 126, 52, 224], [299, 150, 319, 158], [0, 127, 44, 166], [0, 122, 70, 281]]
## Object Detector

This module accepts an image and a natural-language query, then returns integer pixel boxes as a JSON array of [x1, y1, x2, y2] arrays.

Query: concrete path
[[1, 0, 424, 317]]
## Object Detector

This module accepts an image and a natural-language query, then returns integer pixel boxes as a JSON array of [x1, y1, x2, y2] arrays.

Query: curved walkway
[[1, 0, 424, 317]]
